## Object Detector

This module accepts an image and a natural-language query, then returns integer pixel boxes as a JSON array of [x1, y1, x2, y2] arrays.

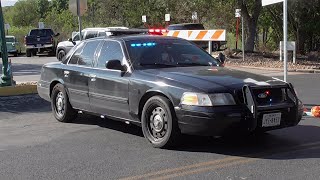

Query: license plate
[[262, 113, 281, 127], [37, 44, 42, 47]]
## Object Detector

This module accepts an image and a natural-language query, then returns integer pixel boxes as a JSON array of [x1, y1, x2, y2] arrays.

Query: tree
[[36, 0, 50, 19], [10, 0, 38, 27], [238, 0, 262, 52]]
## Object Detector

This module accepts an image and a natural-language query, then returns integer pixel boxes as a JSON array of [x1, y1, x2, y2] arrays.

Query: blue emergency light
[[131, 42, 156, 47]]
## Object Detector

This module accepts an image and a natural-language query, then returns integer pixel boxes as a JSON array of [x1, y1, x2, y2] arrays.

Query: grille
[[235, 87, 287, 106]]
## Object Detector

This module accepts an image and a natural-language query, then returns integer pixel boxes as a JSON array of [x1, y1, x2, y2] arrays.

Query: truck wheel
[[26, 49, 31, 57], [141, 96, 181, 148], [51, 83, 77, 123], [57, 49, 66, 61], [212, 43, 219, 51], [32, 50, 37, 56]]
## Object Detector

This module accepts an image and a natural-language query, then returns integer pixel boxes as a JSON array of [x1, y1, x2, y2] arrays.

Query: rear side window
[[96, 41, 124, 68], [78, 41, 101, 66], [29, 29, 54, 36], [84, 31, 98, 39], [98, 31, 106, 37]]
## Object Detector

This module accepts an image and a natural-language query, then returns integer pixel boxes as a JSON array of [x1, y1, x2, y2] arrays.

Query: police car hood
[[141, 66, 286, 92]]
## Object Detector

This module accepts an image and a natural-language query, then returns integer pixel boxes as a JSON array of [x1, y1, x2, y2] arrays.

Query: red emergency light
[[148, 28, 167, 35]]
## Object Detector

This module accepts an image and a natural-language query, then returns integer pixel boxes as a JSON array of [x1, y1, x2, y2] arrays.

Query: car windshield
[[30, 29, 54, 36], [125, 39, 220, 69], [5, 37, 15, 42]]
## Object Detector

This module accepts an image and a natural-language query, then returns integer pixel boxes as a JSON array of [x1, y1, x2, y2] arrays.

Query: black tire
[[14, 52, 18, 57], [26, 49, 31, 57], [51, 83, 77, 123], [32, 50, 37, 56], [57, 49, 66, 61], [141, 96, 181, 148], [212, 43, 219, 52]]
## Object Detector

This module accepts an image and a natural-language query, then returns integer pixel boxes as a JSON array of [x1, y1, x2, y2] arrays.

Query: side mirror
[[106, 60, 127, 71], [68, 38, 73, 42], [55, 33, 60, 37]]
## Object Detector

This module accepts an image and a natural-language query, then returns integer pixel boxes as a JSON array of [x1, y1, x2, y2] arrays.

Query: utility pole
[[0, 1, 12, 87]]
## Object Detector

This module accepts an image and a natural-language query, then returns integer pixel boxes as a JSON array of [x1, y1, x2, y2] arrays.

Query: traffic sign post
[[192, 12, 198, 23], [5, 23, 10, 35], [262, 0, 287, 82], [69, 0, 87, 41]]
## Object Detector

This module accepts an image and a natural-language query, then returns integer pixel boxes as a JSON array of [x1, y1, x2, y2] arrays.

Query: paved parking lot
[[1, 57, 320, 179]]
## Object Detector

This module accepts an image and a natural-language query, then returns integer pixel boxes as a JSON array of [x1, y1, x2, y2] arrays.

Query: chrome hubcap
[[153, 114, 164, 132], [148, 107, 168, 139], [55, 92, 65, 115]]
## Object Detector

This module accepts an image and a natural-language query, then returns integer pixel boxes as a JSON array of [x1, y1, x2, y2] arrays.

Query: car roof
[[83, 34, 181, 42], [5, 35, 15, 38]]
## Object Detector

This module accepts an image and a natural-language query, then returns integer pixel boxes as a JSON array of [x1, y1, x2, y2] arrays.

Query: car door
[[64, 40, 101, 111], [89, 40, 131, 120]]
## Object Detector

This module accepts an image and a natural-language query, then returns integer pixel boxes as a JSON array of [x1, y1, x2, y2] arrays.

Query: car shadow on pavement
[[72, 114, 144, 137], [71, 112, 320, 160], [169, 124, 320, 160]]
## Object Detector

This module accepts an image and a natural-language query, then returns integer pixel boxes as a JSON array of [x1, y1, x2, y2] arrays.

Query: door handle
[[64, 70, 70, 77], [89, 74, 96, 81]]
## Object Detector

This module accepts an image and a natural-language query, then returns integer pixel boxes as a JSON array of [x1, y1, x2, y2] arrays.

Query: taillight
[[51, 37, 53, 43]]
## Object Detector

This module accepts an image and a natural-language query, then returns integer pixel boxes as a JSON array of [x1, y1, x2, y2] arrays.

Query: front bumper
[[175, 84, 303, 136], [176, 104, 303, 136]]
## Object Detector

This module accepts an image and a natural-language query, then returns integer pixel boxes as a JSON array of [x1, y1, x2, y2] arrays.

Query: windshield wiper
[[139, 63, 177, 68], [176, 62, 210, 66]]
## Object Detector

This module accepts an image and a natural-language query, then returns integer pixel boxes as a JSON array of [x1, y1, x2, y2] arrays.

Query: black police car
[[38, 34, 304, 148]]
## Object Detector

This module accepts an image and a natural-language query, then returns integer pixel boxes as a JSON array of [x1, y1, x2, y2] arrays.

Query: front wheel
[[51, 83, 77, 123], [141, 96, 181, 148], [57, 49, 66, 61]]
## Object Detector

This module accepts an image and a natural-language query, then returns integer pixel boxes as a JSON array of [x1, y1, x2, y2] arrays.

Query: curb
[[0, 84, 38, 96], [226, 65, 320, 73]]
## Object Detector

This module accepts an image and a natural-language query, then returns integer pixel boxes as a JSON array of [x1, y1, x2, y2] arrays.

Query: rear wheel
[[51, 83, 77, 123], [141, 96, 180, 148], [26, 49, 31, 57], [32, 50, 37, 56]]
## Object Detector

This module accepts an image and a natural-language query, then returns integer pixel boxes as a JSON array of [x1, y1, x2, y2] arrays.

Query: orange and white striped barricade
[[162, 29, 226, 54]]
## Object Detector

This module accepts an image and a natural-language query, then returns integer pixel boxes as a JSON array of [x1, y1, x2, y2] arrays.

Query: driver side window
[[96, 41, 124, 69]]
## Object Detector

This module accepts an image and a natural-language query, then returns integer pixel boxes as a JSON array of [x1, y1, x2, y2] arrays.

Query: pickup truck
[[24, 28, 60, 57]]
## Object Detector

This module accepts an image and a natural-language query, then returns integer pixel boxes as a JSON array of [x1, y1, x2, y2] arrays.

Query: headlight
[[12, 43, 15, 47], [209, 93, 236, 106], [181, 92, 236, 106]]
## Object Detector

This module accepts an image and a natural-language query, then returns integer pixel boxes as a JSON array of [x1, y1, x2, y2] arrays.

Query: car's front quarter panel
[[128, 71, 200, 120]]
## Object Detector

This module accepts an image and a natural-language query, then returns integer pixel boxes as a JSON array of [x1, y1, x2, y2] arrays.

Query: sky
[[1, 0, 17, 7]]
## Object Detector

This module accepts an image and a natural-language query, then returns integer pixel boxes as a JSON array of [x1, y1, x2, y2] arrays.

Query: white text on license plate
[[262, 113, 281, 127]]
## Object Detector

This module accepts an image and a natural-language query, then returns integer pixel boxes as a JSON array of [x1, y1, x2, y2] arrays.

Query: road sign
[[142, 15, 147, 23], [165, 14, 170, 22], [4, 23, 10, 30], [235, 9, 241, 17], [38, 22, 44, 29], [192, 12, 198, 20], [262, 0, 283, 6], [69, 0, 87, 16]]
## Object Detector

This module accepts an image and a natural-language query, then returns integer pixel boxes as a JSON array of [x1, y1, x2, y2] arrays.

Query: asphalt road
[[1, 57, 320, 180]]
